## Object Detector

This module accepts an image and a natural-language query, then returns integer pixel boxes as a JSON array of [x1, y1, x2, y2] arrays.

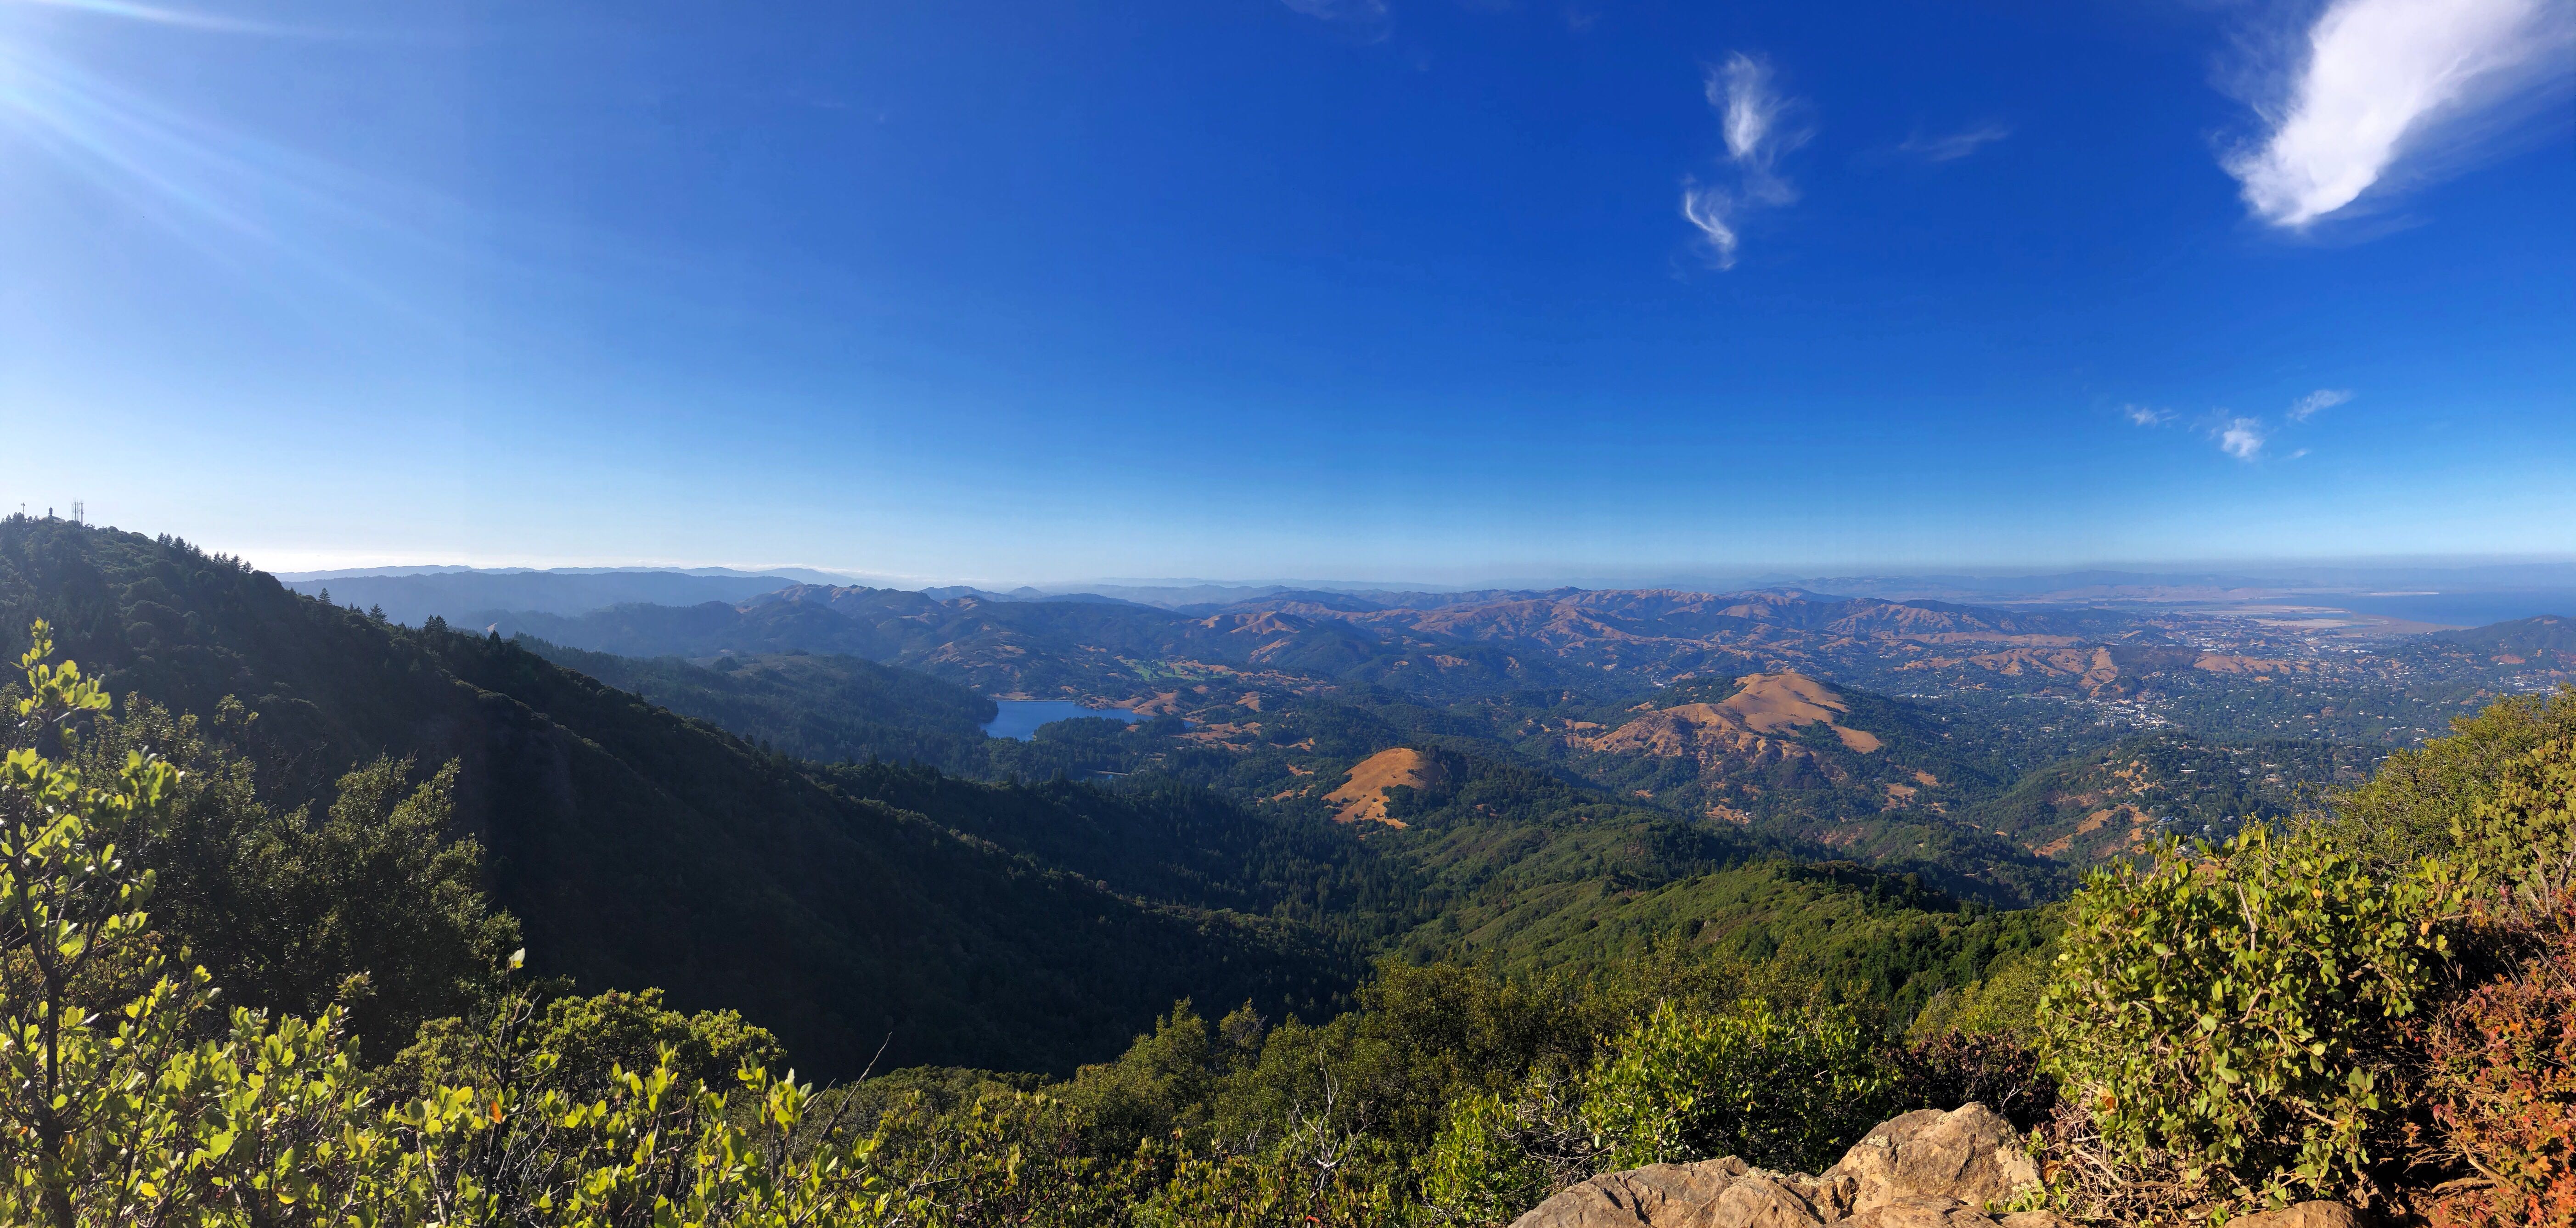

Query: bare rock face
[[2225, 1203, 2368, 1228], [1508, 1104, 2042, 1228], [1840, 1197, 2012, 1228], [1712, 1173, 1842, 1228], [1822, 1103, 2040, 1214], [1508, 1159, 1746, 1228]]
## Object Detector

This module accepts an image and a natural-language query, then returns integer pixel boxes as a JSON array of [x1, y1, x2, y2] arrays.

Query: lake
[[982, 699, 1147, 741]]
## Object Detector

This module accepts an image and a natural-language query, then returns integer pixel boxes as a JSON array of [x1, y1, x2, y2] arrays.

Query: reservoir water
[[982, 699, 1147, 741]]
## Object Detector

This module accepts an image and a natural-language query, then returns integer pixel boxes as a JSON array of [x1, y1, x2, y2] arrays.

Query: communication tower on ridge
[[70, 501, 83, 525]]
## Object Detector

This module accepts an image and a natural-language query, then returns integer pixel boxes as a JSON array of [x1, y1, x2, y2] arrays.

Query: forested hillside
[[0, 518, 2079, 1077], [517, 638, 1000, 774], [0, 518, 1354, 1076]]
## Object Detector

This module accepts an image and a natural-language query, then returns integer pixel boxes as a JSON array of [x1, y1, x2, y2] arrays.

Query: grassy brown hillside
[[1325, 747, 1448, 825]]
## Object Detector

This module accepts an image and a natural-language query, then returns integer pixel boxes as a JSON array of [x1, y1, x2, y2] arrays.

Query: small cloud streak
[[2288, 388, 2353, 422], [2227, 0, 2572, 227], [2216, 417, 2267, 462], [1679, 190, 1738, 267], [1277, 0, 1388, 25], [1681, 53, 1806, 269], [1900, 123, 2011, 163], [2131, 390, 2349, 462]]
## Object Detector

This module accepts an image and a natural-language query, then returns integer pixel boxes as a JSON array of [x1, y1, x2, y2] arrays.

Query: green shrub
[[2449, 734, 2576, 928], [1907, 937, 2054, 1043], [1579, 997, 1891, 1173], [1417, 1071, 1595, 1226], [0, 623, 914, 1228], [2325, 686, 2576, 874], [2037, 822, 2456, 1209]]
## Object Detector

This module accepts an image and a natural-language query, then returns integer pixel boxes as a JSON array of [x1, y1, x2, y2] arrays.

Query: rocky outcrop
[[1833, 1105, 2041, 1213], [1510, 1104, 2039, 1228], [1507, 1105, 2374, 1228]]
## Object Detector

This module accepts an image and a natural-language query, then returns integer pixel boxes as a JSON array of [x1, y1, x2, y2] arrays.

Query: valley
[[467, 570, 2564, 906]]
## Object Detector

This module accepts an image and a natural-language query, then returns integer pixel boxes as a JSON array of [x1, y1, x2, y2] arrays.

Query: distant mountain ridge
[[286, 569, 810, 625], [277, 564, 861, 584], [2428, 614, 2576, 665], [481, 582, 2148, 703]]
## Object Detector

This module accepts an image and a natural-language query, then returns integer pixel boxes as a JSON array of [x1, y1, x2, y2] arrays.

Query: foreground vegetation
[[4, 610, 2569, 1224]]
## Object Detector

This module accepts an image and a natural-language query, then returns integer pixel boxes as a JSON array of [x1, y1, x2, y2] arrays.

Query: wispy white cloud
[[1277, 0, 1389, 26], [2216, 417, 2268, 462], [1679, 188, 1738, 268], [2288, 388, 2353, 422], [1717, 57, 1779, 163], [1681, 53, 1806, 269], [2132, 389, 2350, 462], [1900, 123, 2011, 163], [2226, 0, 2574, 228]]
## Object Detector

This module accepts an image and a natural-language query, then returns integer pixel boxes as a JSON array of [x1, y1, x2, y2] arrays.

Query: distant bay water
[[981, 699, 1147, 741], [2328, 589, 2576, 628]]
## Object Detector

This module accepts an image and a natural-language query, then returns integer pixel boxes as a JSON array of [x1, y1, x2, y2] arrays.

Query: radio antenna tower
[[70, 501, 83, 525]]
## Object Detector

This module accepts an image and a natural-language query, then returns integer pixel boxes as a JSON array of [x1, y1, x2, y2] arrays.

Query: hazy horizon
[[257, 551, 2576, 595]]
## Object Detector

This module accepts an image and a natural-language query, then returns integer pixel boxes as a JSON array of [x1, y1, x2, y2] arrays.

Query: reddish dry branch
[[2422, 904, 2576, 1228]]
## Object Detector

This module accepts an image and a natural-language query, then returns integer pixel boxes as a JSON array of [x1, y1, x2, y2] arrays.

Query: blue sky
[[0, 0, 2569, 584]]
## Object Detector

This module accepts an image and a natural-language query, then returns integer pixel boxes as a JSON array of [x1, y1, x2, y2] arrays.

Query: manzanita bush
[[2036, 823, 2458, 1209]]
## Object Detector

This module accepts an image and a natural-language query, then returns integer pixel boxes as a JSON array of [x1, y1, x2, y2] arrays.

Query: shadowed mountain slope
[[0, 518, 1356, 1078], [516, 639, 999, 775]]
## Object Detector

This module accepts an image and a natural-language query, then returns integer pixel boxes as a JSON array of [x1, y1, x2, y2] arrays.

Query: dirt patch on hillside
[[2035, 803, 2154, 858], [1325, 748, 1446, 827]]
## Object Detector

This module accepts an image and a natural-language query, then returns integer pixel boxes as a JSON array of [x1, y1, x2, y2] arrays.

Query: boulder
[[1842, 1197, 2011, 1228], [1713, 1173, 1839, 1228], [1508, 1104, 2042, 1228], [1822, 1104, 2040, 1214], [1509, 1158, 1764, 1228], [2226, 1204, 2368, 1228]]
